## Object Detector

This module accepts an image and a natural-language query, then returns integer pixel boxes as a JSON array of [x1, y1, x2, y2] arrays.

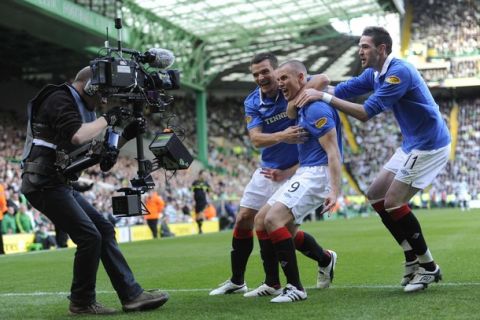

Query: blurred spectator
[[159, 215, 175, 238], [0, 182, 6, 254], [33, 224, 57, 250], [455, 177, 470, 211], [2, 203, 17, 234], [15, 203, 33, 233], [144, 190, 165, 238]]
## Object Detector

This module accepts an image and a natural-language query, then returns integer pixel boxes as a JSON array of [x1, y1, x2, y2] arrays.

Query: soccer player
[[293, 26, 450, 292], [191, 170, 211, 234], [209, 53, 335, 297], [253, 60, 342, 303]]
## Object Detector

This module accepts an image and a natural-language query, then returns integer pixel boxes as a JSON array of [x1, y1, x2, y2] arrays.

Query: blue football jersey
[[244, 88, 299, 169], [297, 101, 343, 166], [335, 57, 450, 152]]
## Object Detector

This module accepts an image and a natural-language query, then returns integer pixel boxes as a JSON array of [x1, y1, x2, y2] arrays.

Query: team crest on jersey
[[245, 116, 252, 124], [315, 117, 327, 128], [385, 75, 401, 84]]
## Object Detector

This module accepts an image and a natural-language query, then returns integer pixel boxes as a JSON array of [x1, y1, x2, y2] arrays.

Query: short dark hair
[[250, 52, 278, 69], [362, 26, 392, 55]]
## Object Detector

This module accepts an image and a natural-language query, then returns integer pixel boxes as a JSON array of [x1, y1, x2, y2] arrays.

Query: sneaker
[[209, 280, 248, 295], [317, 250, 337, 288], [243, 283, 282, 297], [270, 284, 307, 303], [69, 301, 117, 315], [404, 265, 442, 293], [122, 290, 169, 312], [400, 259, 420, 286]]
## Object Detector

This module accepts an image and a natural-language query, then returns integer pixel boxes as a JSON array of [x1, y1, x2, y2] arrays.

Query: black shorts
[[195, 202, 207, 214]]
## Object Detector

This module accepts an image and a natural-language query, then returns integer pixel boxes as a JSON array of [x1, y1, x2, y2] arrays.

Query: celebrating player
[[293, 26, 450, 292], [254, 60, 342, 303], [210, 53, 335, 297]]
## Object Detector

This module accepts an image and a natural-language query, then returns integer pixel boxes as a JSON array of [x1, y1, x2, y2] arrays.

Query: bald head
[[278, 60, 307, 77], [72, 66, 102, 110], [73, 66, 92, 85]]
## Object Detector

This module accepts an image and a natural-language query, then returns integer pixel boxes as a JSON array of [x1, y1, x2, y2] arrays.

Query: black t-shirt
[[21, 86, 85, 193], [191, 179, 210, 204]]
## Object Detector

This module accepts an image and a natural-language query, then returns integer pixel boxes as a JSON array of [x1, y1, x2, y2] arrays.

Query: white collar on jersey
[[258, 87, 280, 105], [374, 53, 394, 80]]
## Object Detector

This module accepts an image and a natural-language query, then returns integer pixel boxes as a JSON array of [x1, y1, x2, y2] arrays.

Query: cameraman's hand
[[100, 146, 120, 172], [102, 106, 131, 126], [122, 118, 147, 141]]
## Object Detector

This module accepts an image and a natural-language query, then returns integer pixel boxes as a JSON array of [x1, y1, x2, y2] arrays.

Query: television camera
[[57, 18, 193, 216]]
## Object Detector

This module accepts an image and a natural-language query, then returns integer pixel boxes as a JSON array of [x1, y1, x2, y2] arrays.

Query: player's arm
[[292, 89, 370, 122], [294, 71, 376, 121], [287, 74, 330, 115], [248, 126, 307, 148], [324, 69, 410, 122], [261, 163, 299, 182], [318, 128, 342, 214], [322, 96, 369, 122]]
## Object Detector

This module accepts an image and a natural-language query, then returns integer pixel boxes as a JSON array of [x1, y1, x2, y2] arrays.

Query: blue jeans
[[25, 185, 143, 305]]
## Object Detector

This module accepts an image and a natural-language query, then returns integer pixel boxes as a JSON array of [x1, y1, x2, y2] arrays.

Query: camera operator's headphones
[[83, 79, 98, 97]]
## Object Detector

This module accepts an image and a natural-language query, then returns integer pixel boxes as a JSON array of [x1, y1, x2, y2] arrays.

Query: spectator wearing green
[[2, 204, 17, 234], [16, 204, 33, 233]]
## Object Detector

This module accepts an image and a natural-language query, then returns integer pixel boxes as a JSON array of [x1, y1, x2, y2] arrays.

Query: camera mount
[[62, 17, 193, 216]]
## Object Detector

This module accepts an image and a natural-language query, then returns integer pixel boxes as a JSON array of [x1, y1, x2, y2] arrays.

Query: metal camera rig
[[71, 18, 193, 216]]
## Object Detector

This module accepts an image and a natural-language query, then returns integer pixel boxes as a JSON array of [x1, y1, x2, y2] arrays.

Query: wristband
[[322, 93, 333, 104]]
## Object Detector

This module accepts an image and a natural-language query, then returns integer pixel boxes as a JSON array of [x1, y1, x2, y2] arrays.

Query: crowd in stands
[[448, 98, 480, 200], [409, 0, 480, 82], [411, 0, 479, 58], [2, 93, 478, 244]]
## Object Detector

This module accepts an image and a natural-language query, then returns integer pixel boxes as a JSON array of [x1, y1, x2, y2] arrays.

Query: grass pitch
[[1, 208, 479, 319]]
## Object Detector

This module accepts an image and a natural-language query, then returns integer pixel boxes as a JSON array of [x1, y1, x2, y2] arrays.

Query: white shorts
[[239, 168, 285, 211], [384, 144, 451, 189], [268, 166, 330, 225]]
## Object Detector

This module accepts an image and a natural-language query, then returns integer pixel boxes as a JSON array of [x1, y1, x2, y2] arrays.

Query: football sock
[[417, 249, 436, 271], [270, 227, 303, 290], [372, 200, 415, 262], [400, 240, 417, 263], [231, 228, 254, 285], [196, 219, 203, 234], [256, 230, 280, 287], [393, 209, 436, 272], [294, 231, 330, 267]]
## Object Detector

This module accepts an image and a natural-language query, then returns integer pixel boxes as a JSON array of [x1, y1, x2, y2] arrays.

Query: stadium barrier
[[2, 220, 219, 254]]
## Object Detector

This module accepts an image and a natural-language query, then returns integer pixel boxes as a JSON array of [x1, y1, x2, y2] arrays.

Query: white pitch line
[[1, 282, 480, 297]]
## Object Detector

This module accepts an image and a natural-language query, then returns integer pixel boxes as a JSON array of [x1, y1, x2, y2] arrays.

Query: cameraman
[[20, 66, 168, 315]]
